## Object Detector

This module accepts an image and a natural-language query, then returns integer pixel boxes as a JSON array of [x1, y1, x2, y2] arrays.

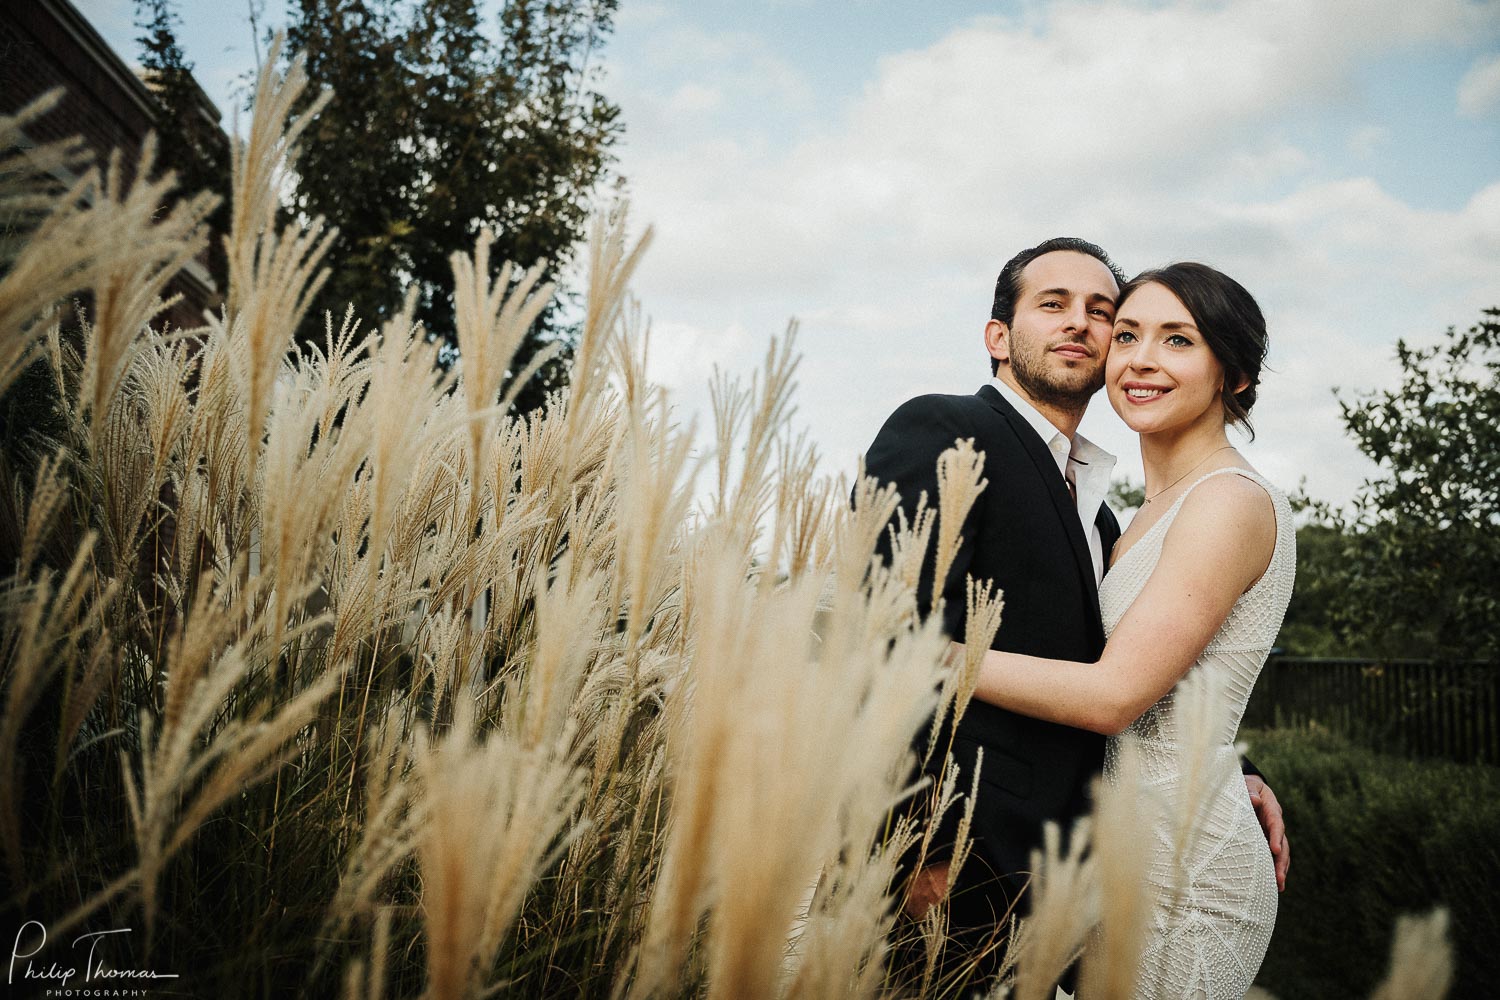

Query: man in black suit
[[863, 238, 1288, 976]]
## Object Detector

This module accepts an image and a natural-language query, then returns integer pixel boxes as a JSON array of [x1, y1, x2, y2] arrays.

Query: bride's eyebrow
[[1115, 317, 1141, 327]]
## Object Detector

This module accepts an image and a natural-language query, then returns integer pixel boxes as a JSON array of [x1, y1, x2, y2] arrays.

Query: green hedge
[[1244, 727, 1500, 999]]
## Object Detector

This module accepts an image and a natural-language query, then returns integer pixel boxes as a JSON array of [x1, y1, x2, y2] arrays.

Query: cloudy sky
[[78, 0, 1500, 509]]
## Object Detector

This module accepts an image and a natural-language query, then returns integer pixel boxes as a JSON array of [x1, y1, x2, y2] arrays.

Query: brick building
[[1, 0, 226, 329]]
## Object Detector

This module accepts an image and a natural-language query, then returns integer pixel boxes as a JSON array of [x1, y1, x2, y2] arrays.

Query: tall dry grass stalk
[[1076, 742, 1152, 1000], [1, 38, 1458, 1000], [1008, 819, 1097, 1000], [222, 36, 336, 490], [1369, 909, 1454, 1000], [0, 536, 116, 884], [412, 700, 584, 1000], [72, 136, 217, 438], [0, 93, 93, 398], [450, 228, 555, 526]]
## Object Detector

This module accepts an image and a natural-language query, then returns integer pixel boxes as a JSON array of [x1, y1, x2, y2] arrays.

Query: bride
[[963, 261, 1295, 999]]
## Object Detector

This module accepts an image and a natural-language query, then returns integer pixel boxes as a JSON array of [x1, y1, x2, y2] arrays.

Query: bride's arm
[[966, 474, 1276, 735]]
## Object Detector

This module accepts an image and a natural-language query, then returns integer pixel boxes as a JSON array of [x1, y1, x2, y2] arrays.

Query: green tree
[[1274, 515, 1349, 657], [1303, 308, 1500, 659], [284, 0, 622, 413], [1106, 476, 1144, 515]]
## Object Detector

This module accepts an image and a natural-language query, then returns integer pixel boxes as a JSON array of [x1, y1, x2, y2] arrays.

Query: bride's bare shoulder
[[1166, 470, 1277, 570]]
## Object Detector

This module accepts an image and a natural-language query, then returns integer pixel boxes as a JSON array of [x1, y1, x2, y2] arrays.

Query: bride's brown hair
[[1116, 262, 1269, 439]]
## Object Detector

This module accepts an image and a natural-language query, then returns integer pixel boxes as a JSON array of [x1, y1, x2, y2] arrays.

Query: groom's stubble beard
[[1006, 334, 1104, 419]]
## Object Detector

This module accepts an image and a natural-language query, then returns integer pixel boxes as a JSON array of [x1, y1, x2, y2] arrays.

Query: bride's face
[[1106, 281, 1229, 435]]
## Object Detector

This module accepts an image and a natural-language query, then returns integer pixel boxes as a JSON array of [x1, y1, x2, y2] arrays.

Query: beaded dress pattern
[[1100, 468, 1295, 1000]]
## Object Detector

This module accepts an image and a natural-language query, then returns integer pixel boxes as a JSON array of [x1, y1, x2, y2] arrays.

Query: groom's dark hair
[[990, 237, 1127, 374]]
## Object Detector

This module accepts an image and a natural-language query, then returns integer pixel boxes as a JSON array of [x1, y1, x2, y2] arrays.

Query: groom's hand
[[903, 862, 951, 917], [1244, 774, 1290, 891]]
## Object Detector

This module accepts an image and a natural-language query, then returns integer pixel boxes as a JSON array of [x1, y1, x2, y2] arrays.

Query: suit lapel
[[976, 385, 1105, 638]]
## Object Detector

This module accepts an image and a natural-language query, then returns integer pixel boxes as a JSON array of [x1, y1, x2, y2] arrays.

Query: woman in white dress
[[965, 262, 1295, 999]]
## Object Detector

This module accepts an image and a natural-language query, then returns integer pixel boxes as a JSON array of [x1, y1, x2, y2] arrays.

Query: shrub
[[1247, 727, 1500, 999]]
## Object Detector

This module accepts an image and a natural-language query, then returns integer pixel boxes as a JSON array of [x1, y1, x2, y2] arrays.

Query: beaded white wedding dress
[[1099, 468, 1295, 1000]]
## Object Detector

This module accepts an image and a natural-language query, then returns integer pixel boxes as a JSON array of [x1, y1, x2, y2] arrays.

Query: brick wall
[[1, 0, 226, 331]]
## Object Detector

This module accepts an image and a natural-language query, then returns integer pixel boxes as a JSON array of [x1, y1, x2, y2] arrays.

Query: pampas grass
[[0, 39, 1457, 1000], [1369, 909, 1454, 1000]]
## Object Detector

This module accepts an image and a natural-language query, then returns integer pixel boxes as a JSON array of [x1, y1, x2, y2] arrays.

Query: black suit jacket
[[862, 384, 1120, 920]]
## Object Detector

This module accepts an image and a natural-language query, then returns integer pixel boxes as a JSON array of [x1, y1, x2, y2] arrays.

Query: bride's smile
[[1107, 280, 1236, 440]]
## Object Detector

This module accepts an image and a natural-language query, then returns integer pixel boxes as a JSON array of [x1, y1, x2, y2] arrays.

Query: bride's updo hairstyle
[[1116, 261, 1269, 438]]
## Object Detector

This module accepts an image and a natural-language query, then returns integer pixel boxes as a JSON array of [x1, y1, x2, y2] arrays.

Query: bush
[[1246, 727, 1500, 999]]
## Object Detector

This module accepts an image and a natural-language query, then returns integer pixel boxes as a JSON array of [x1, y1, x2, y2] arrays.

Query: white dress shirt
[[990, 377, 1117, 583]]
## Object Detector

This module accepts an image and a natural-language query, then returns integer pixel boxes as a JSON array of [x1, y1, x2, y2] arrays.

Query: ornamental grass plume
[[318, 704, 419, 973], [257, 323, 374, 659], [0, 94, 93, 398], [450, 227, 555, 523], [89, 369, 161, 575], [767, 428, 836, 583], [132, 341, 195, 502], [1369, 908, 1454, 1000], [412, 700, 584, 1000], [223, 35, 337, 490], [514, 553, 609, 751], [0, 537, 117, 884], [611, 348, 698, 669], [705, 326, 802, 537], [1163, 667, 1239, 878], [72, 135, 216, 440], [173, 315, 253, 572], [350, 289, 446, 580], [930, 437, 987, 599], [121, 569, 344, 935], [0, 91, 87, 246], [947, 576, 1005, 736], [1009, 819, 1098, 1000], [1077, 741, 1153, 1000], [14, 447, 68, 578], [634, 538, 946, 1000]]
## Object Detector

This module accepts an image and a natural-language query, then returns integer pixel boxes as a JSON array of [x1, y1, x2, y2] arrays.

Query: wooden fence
[[1243, 657, 1500, 764]]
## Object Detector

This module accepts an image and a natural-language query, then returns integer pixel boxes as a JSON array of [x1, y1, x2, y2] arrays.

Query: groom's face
[[987, 251, 1120, 410]]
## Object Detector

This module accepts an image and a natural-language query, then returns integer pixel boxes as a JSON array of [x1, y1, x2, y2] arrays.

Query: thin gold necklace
[[1143, 445, 1235, 505]]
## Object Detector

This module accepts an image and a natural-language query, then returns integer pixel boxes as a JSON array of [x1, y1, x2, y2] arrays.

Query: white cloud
[[1458, 52, 1500, 117], [616, 2, 669, 29], [1347, 125, 1390, 157], [665, 82, 722, 115], [612, 0, 1500, 510]]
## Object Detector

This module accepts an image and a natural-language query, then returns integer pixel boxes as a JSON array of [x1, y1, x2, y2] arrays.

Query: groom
[[862, 238, 1288, 966]]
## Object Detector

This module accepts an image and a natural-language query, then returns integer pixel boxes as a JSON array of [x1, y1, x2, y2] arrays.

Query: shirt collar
[[989, 376, 1111, 464], [990, 376, 1068, 454]]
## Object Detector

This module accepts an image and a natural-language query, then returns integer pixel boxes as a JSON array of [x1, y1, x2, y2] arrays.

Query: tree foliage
[[1106, 476, 1144, 515], [1296, 308, 1500, 659], [1273, 517, 1349, 657], [284, 0, 621, 413]]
